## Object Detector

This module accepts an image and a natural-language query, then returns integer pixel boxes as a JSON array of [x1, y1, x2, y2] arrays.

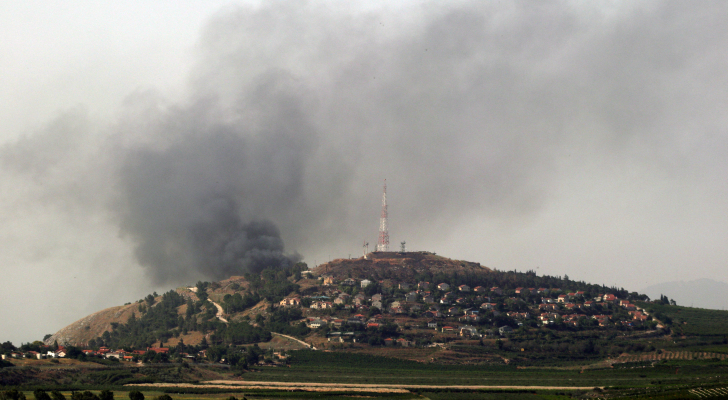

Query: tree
[[1, 389, 26, 400], [33, 390, 51, 400], [128, 391, 144, 400], [70, 392, 98, 400], [98, 391, 113, 400]]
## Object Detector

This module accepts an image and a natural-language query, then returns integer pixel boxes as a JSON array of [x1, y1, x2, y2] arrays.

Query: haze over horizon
[[2, 1, 728, 345]]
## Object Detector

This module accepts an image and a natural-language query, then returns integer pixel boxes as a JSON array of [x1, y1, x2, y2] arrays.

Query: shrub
[[1, 389, 26, 400]]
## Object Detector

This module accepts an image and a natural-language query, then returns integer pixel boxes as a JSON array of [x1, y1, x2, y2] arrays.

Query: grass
[[639, 302, 728, 336]]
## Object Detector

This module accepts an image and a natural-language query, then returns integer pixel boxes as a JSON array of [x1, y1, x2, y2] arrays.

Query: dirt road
[[127, 380, 600, 392]]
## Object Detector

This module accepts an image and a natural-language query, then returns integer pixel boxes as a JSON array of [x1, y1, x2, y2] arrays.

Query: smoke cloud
[[2, 0, 728, 306], [115, 126, 305, 283]]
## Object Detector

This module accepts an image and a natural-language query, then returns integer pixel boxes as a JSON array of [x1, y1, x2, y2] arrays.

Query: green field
[[639, 302, 728, 336]]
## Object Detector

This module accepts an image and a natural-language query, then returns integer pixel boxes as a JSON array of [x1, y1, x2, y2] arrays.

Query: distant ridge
[[640, 278, 728, 310]]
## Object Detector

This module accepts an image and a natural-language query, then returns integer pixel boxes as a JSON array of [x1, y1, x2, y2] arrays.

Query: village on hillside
[[283, 271, 659, 349]]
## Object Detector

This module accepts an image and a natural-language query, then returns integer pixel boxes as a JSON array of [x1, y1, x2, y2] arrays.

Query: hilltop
[[312, 251, 491, 281]]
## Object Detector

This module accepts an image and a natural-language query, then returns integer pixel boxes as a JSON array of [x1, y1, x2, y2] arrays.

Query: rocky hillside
[[44, 303, 138, 347]]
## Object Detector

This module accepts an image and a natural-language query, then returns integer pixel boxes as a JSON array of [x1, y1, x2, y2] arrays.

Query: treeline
[[411, 269, 645, 300]]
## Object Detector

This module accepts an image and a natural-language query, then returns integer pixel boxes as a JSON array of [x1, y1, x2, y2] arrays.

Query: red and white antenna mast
[[377, 180, 389, 251]]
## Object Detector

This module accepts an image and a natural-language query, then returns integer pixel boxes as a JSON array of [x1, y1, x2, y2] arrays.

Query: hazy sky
[[2, 1, 728, 345]]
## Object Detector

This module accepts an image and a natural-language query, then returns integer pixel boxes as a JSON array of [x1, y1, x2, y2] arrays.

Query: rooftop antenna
[[400, 241, 406, 252], [377, 180, 389, 251], [363, 241, 369, 259]]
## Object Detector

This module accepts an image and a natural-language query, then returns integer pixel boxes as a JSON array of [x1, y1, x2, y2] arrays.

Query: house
[[490, 287, 503, 295], [441, 326, 456, 333], [308, 318, 325, 329], [279, 297, 301, 307], [334, 297, 347, 305], [515, 287, 524, 294], [458, 284, 470, 292], [399, 283, 411, 290], [427, 321, 438, 329], [323, 276, 335, 285], [459, 325, 480, 337], [390, 301, 402, 309], [418, 281, 430, 290], [507, 312, 530, 320], [557, 294, 569, 303], [537, 288, 550, 294], [371, 293, 383, 302], [372, 300, 383, 309], [147, 347, 169, 354], [405, 292, 418, 302], [498, 326, 513, 336], [473, 286, 487, 293], [341, 278, 356, 286], [311, 301, 333, 309], [604, 294, 617, 302], [396, 338, 412, 347], [360, 279, 372, 288], [459, 314, 481, 323], [423, 294, 435, 303], [437, 283, 450, 291], [384, 338, 395, 346]]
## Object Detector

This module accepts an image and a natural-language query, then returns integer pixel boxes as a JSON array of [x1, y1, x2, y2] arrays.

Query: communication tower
[[377, 180, 389, 251]]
